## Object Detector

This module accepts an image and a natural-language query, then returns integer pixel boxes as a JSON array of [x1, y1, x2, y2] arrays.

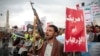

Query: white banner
[[84, 6, 93, 23]]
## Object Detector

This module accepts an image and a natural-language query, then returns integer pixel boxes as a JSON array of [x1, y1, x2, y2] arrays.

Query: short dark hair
[[95, 25, 100, 29], [48, 25, 58, 33]]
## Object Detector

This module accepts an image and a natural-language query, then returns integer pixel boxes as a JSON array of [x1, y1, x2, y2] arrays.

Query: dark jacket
[[93, 33, 100, 42], [38, 39, 66, 56], [0, 47, 10, 56], [97, 34, 100, 42], [2, 37, 9, 43]]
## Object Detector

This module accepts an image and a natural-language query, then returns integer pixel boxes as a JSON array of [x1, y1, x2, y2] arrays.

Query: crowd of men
[[0, 24, 100, 56], [86, 25, 100, 42]]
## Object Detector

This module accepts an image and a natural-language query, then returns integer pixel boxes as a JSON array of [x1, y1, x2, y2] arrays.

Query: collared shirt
[[86, 33, 90, 42], [44, 43, 53, 56], [96, 33, 100, 36], [56, 34, 65, 44]]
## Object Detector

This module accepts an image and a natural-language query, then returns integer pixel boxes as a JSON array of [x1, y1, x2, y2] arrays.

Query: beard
[[47, 36, 53, 40], [45, 34, 54, 40]]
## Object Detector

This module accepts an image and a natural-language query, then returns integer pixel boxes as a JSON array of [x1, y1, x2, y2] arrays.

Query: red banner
[[64, 8, 87, 52]]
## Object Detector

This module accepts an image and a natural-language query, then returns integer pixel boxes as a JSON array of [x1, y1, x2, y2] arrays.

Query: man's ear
[[54, 32, 58, 36]]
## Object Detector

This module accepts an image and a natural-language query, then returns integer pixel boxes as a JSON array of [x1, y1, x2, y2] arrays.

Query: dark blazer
[[97, 34, 100, 42], [0, 47, 10, 56], [38, 39, 66, 56], [93, 33, 100, 42]]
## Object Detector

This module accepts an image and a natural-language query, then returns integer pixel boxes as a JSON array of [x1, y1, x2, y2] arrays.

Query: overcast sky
[[0, 0, 97, 28]]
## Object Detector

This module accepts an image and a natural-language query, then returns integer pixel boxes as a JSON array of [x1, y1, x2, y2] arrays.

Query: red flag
[[64, 8, 87, 52]]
